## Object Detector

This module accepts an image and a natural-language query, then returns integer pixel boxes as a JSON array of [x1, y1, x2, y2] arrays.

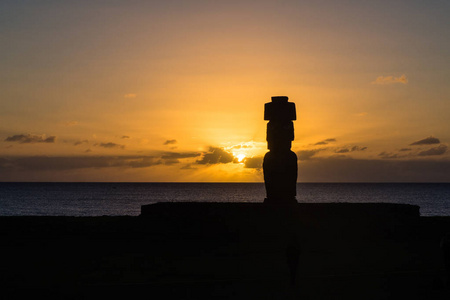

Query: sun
[[235, 153, 246, 163], [226, 141, 264, 164]]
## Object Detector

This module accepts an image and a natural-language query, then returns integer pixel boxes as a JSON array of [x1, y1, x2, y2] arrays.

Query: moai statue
[[263, 96, 298, 204]]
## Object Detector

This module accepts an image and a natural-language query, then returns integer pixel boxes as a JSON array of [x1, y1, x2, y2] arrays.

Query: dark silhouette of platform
[[141, 202, 420, 226], [2, 202, 450, 299]]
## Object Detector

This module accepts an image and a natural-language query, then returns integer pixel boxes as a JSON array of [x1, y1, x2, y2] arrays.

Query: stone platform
[[2, 202, 450, 299]]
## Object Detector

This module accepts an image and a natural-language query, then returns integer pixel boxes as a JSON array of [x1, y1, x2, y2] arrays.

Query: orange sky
[[1, 0, 450, 182]]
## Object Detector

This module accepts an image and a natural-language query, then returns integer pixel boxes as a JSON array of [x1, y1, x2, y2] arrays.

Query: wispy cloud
[[163, 139, 177, 145], [314, 138, 336, 145], [352, 146, 367, 151], [335, 145, 367, 154], [372, 74, 408, 85], [74, 140, 89, 146], [378, 151, 406, 159], [379, 143, 447, 159], [418, 145, 447, 156], [296, 157, 450, 182], [124, 93, 137, 98], [161, 152, 201, 159], [98, 142, 125, 149], [410, 136, 440, 145], [180, 164, 196, 170], [5, 134, 56, 144], [335, 148, 350, 153], [0, 156, 162, 170]]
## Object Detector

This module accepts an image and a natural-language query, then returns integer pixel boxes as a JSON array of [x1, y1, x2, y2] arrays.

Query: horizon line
[[1, 181, 449, 184]]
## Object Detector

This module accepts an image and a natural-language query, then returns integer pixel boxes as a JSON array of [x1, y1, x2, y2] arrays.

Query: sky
[[1, 0, 450, 182]]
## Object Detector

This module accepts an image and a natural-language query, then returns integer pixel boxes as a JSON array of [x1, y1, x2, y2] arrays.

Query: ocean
[[1, 182, 449, 217]]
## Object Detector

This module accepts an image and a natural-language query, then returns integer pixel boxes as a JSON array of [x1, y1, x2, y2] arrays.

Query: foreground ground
[[1, 202, 450, 299]]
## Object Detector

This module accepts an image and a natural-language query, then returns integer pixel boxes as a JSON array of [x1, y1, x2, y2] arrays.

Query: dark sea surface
[[1, 182, 449, 217]]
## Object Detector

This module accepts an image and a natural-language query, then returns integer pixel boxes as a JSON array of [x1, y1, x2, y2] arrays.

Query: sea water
[[0, 182, 449, 217]]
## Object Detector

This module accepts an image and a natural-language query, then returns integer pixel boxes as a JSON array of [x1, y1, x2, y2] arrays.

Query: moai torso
[[263, 96, 298, 204]]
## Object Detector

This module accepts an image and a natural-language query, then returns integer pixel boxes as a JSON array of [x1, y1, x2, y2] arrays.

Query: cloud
[[3, 155, 449, 182], [180, 164, 196, 170], [314, 138, 336, 145], [160, 151, 201, 165], [197, 147, 234, 164], [161, 152, 201, 159], [356, 112, 368, 117], [121, 136, 130, 139], [371, 74, 408, 85], [0, 156, 162, 171], [244, 156, 264, 169], [0, 150, 223, 172], [298, 157, 450, 182], [378, 151, 406, 159], [98, 142, 125, 149], [335, 145, 367, 154], [335, 148, 350, 153], [379, 144, 447, 159], [351, 146, 367, 151], [127, 157, 162, 168], [297, 149, 323, 161], [5, 134, 56, 144], [418, 145, 448, 156], [163, 139, 177, 145], [124, 93, 137, 98], [0, 151, 202, 171], [74, 140, 89, 146], [410, 136, 440, 145], [162, 159, 179, 165]]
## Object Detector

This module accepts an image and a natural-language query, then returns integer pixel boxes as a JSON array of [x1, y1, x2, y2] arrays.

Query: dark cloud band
[[298, 157, 450, 182], [197, 147, 234, 164], [418, 145, 447, 156], [0, 156, 161, 171], [98, 142, 125, 149], [5, 134, 56, 144], [410, 136, 440, 145]]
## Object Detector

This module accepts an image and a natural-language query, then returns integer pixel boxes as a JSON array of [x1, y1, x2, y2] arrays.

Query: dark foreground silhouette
[[2, 202, 450, 299], [263, 96, 298, 204]]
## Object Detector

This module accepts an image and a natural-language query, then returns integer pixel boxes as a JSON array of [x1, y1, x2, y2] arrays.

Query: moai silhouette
[[263, 96, 298, 204]]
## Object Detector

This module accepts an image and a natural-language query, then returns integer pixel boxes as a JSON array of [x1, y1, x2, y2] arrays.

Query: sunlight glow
[[235, 153, 246, 163], [227, 141, 264, 165]]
